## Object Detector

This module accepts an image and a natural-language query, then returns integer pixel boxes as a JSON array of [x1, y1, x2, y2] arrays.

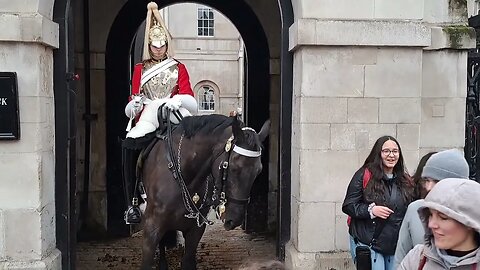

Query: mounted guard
[[122, 1, 197, 225]]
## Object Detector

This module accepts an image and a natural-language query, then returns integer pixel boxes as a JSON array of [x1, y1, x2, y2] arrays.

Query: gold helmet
[[143, 2, 174, 60], [149, 24, 167, 48]]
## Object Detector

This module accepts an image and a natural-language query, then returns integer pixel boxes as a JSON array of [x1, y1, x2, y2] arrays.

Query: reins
[[163, 109, 213, 226], [157, 112, 262, 227]]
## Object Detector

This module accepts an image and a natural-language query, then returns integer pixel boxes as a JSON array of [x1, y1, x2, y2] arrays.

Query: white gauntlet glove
[[125, 95, 147, 118], [132, 95, 144, 114], [164, 96, 182, 111]]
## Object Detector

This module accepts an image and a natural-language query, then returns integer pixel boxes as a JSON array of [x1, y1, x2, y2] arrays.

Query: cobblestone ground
[[76, 221, 276, 270]]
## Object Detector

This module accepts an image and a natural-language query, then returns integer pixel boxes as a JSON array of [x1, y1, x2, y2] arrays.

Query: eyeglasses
[[381, 149, 399, 156]]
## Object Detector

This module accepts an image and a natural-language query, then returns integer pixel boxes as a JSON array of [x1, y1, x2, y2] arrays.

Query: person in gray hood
[[394, 149, 470, 268], [399, 178, 480, 270]]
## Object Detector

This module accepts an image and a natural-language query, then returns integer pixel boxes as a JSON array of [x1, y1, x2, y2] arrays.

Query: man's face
[[150, 44, 167, 60]]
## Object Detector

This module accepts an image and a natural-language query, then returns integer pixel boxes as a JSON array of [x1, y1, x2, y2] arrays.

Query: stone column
[[286, 0, 474, 269], [0, 1, 61, 269]]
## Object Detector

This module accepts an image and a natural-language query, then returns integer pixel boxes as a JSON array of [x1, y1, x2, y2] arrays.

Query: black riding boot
[[122, 146, 142, 225]]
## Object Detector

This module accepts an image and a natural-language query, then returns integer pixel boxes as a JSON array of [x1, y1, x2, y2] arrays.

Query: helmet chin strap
[[151, 54, 167, 62]]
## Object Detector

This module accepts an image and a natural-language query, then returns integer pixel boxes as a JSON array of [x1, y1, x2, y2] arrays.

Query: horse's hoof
[[224, 220, 236, 231]]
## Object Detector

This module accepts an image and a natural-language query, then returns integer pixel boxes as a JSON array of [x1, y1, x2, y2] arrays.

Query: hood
[[417, 178, 480, 242]]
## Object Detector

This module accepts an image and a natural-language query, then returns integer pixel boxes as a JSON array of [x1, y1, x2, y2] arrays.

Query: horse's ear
[[232, 116, 245, 141], [258, 119, 270, 143]]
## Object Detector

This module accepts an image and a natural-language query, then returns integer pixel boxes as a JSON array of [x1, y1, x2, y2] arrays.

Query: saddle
[[129, 105, 184, 204]]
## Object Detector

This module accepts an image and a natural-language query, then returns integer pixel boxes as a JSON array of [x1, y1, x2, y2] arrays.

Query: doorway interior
[[53, 0, 293, 268]]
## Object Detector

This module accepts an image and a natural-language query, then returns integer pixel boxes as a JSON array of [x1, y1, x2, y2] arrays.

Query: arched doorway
[[106, 0, 270, 236], [54, 0, 293, 268]]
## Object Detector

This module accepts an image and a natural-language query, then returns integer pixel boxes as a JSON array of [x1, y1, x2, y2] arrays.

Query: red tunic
[[130, 60, 194, 98]]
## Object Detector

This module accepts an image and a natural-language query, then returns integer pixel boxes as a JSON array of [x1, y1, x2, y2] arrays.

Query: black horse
[[140, 114, 270, 269]]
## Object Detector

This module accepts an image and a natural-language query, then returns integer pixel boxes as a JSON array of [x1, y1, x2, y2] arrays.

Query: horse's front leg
[[156, 244, 168, 270], [181, 224, 207, 270], [141, 208, 165, 270]]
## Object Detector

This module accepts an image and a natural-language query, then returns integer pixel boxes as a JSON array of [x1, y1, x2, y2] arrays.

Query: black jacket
[[342, 167, 409, 255]]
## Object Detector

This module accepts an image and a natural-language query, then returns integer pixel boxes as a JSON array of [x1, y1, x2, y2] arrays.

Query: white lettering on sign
[[0, 98, 6, 105]]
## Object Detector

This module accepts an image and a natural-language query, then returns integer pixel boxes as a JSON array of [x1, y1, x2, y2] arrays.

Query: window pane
[[198, 28, 202, 36], [208, 20, 213, 28], [209, 29, 214, 36], [198, 20, 203, 27], [209, 10, 214, 19], [198, 86, 215, 111]]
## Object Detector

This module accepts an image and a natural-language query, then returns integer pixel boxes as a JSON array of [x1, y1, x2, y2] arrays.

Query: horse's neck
[[184, 134, 228, 181], [179, 139, 216, 179]]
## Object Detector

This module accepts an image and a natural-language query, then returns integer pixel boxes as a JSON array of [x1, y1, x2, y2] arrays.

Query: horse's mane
[[180, 114, 235, 138], [180, 114, 261, 150]]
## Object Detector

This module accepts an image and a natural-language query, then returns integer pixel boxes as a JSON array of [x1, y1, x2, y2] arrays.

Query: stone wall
[[286, 0, 475, 269], [0, 0, 60, 268], [0, 1, 475, 269]]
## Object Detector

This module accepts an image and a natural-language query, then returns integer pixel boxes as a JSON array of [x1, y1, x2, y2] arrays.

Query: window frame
[[197, 85, 216, 112], [197, 7, 214, 37]]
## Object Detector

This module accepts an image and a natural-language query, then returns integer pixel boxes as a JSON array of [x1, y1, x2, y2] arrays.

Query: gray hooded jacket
[[399, 178, 480, 270]]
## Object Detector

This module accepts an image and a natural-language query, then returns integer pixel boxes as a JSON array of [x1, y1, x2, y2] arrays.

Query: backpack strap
[[363, 168, 372, 188], [417, 253, 477, 270], [418, 252, 427, 270], [347, 168, 373, 226]]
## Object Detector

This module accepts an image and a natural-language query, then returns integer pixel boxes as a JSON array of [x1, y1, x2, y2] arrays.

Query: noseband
[[213, 127, 262, 211]]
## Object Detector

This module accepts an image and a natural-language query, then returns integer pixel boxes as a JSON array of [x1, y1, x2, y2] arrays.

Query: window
[[197, 7, 214, 37], [198, 86, 215, 111]]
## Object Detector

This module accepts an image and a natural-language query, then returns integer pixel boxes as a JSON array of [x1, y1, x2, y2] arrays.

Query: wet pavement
[[76, 221, 276, 269]]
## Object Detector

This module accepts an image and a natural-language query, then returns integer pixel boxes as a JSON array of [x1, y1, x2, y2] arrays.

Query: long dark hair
[[412, 152, 437, 200], [363, 136, 413, 204]]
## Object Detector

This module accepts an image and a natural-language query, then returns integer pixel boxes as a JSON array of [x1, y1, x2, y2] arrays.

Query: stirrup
[[124, 205, 142, 225]]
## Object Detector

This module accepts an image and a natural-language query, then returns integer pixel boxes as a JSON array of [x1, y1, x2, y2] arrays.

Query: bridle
[[212, 127, 262, 217], [162, 113, 262, 226]]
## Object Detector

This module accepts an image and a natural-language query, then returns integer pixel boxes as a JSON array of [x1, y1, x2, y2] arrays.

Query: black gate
[[466, 16, 480, 181], [54, 0, 77, 269]]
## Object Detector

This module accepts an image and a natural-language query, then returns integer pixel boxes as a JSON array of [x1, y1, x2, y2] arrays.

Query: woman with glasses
[[394, 149, 469, 268], [342, 135, 414, 270]]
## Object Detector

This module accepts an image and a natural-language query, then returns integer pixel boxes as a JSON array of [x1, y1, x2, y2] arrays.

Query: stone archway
[[105, 2, 293, 259], [106, 0, 268, 236]]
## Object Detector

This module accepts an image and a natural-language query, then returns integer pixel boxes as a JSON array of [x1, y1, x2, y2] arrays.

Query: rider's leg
[[126, 100, 163, 139], [126, 99, 193, 139], [122, 144, 142, 224]]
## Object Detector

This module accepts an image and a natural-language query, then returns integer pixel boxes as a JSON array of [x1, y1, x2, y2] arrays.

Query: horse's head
[[219, 118, 270, 230]]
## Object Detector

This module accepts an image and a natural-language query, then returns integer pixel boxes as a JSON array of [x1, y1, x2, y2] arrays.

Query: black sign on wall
[[0, 72, 20, 140]]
